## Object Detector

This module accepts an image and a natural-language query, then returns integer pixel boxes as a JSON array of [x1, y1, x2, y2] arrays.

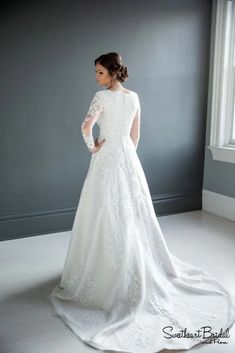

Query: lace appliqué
[[148, 291, 183, 328], [58, 274, 79, 289], [58, 272, 109, 324], [130, 97, 141, 150], [81, 92, 103, 151], [76, 275, 97, 307], [61, 273, 96, 306], [147, 291, 210, 344], [129, 317, 151, 348], [127, 273, 143, 307], [106, 227, 124, 271]]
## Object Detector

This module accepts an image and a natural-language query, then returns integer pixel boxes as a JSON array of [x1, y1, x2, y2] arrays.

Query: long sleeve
[[130, 94, 141, 150], [81, 92, 103, 152]]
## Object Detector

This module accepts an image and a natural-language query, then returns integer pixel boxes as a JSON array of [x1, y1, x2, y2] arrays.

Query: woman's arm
[[81, 92, 103, 153], [130, 97, 141, 150]]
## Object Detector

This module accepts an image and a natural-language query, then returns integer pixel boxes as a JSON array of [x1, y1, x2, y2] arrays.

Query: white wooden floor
[[0, 210, 235, 353]]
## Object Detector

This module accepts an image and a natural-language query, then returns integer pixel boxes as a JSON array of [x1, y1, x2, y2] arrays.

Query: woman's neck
[[106, 81, 123, 91]]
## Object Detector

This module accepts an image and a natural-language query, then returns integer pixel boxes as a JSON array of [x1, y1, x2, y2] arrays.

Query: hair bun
[[117, 64, 128, 82]]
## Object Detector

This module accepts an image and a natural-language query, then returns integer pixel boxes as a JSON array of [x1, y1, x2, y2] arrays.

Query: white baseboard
[[202, 189, 235, 222]]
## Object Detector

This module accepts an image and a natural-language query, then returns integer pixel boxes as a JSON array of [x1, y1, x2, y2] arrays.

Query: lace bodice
[[81, 89, 141, 153]]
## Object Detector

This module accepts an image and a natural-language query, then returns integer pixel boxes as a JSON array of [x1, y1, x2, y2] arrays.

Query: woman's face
[[95, 63, 114, 86]]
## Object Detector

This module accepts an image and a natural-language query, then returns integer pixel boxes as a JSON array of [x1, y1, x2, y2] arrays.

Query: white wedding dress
[[48, 89, 235, 353]]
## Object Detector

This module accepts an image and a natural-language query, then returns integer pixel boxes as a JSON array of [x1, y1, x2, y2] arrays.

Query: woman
[[48, 52, 235, 353]]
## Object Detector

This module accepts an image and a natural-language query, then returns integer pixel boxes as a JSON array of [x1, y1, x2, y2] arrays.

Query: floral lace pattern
[[128, 317, 151, 348], [81, 91, 104, 151], [127, 273, 143, 308]]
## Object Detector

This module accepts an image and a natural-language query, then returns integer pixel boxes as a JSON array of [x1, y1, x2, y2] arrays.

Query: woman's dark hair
[[94, 52, 129, 83]]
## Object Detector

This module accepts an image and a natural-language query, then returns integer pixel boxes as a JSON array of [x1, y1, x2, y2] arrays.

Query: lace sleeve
[[130, 94, 141, 150], [81, 92, 103, 152]]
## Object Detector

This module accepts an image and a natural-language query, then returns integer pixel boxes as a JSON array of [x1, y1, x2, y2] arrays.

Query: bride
[[48, 52, 235, 353]]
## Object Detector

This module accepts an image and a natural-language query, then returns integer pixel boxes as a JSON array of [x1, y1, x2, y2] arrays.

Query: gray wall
[[0, 0, 213, 240], [203, 0, 235, 197]]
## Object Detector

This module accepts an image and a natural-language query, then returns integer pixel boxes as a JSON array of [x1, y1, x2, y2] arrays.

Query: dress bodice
[[81, 89, 141, 152]]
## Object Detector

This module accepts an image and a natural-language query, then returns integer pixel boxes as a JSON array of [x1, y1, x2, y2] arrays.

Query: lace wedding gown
[[48, 89, 235, 353]]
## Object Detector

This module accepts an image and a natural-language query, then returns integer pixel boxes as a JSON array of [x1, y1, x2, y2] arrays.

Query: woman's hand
[[89, 138, 106, 154]]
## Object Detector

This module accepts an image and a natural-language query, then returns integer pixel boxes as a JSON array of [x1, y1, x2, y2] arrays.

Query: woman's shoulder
[[95, 89, 138, 96], [125, 89, 138, 96]]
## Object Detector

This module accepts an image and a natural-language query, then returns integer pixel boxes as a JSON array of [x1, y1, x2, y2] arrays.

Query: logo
[[162, 326, 231, 344]]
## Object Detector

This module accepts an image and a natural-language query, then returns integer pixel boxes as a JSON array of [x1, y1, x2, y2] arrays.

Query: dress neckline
[[104, 89, 132, 96]]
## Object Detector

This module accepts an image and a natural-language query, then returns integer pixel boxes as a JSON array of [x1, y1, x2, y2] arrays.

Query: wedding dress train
[[47, 89, 235, 353]]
